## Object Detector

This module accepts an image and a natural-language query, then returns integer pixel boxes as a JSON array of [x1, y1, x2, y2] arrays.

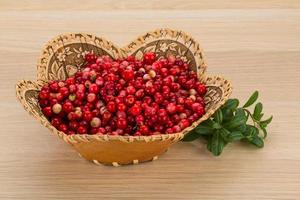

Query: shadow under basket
[[16, 28, 232, 166]]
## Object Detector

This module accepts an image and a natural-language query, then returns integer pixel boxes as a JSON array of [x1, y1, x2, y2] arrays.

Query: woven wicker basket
[[16, 28, 232, 166]]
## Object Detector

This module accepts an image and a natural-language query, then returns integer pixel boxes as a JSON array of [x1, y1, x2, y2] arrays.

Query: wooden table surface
[[1, 1, 299, 199]]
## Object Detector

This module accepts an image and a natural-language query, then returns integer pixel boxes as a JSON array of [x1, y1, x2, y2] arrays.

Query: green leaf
[[222, 109, 234, 122], [234, 124, 247, 132], [261, 127, 268, 139], [253, 102, 263, 120], [182, 131, 201, 142], [207, 132, 226, 156], [223, 108, 247, 130], [219, 128, 231, 142], [227, 131, 244, 142], [212, 121, 222, 130], [258, 113, 264, 121], [214, 109, 223, 124], [249, 136, 264, 148], [243, 125, 259, 138], [243, 91, 259, 108], [194, 124, 214, 135], [260, 116, 273, 128], [222, 99, 239, 110]]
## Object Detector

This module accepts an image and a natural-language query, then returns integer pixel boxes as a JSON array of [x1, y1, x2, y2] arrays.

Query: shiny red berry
[[129, 104, 141, 116]]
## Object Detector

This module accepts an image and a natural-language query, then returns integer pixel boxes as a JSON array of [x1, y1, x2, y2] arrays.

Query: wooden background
[[0, 1, 299, 199]]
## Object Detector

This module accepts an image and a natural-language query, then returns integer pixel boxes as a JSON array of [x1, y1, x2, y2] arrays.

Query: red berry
[[106, 101, 116, 113], [49, 82, 59, 92], [179, 119, 190, 129], [139, 125, 149, 135], [117, 118, 127, 129], [135, 115, 144, 125], [39, 90, 49, 99], [129, 104, 141, 116], [117, 103, 127, 112], [76, 91, 85, 100], [192, 103, 204, 115], [166, 128, 173, 134], [172, 125, 181, 133], [166, 103, 177, 114], [56, 93, 64, 101], [122, 69, 134, 80], [51, 117, 61, 128], [143, 52, 156, 64], [58, 124, 68, 132], [126, 86, 136, 95], [87, 93, 96, 102], [59, 87, 69, 97], [69, 121, 79, 130], [102, 111, 112, 121], [95, 77, 104, 86], [39, 99, 49, 107], [83, 111, 93, 122], [62, 102, 74, 113], [77, 126, 87, 134], [196, 83, 207, 95], [125, 95, 135, 106], [89, 83, 99, 94], [67, 112, 77, 121], [135, 89, 145, 99]]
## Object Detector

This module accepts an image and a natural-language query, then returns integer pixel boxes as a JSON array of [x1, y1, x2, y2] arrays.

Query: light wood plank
[[0, 5, 299, 200]]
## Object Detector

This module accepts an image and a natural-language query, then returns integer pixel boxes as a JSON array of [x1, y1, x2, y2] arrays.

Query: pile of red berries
[[38, 52, 207, 136]]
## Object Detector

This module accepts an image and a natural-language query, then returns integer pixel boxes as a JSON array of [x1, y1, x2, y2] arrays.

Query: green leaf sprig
[[182, 91, 273, 156]]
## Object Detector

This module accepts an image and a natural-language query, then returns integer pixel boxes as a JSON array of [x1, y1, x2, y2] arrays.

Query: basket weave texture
[[16, 28, 232, 166]]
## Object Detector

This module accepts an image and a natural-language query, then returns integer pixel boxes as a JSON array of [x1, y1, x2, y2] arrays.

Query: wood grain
[[0, 1, 300, 199]]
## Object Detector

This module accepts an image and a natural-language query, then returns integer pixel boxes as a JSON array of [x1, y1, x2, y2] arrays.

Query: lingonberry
[[90, 117, 101, 128], [135, 115, 144, 125], [89, 83, 99, 94], [49, 82, 59, 92], [116, 111, 127, 119], [139, 125, 149, 135], [117, 103, 127, 112], [77, 126, 87, 134], [106, 101, 116, 113], [125, 95, 135, 106], [135, 89, 145, 99], [39, 90, 49, 99], [87, 93, 96, 103], [166, 103, 177, 114], [67, 112, 77, 121], [126, 86, 136, 95], [102, 111, 112, 121], [51, 117, 61, 128], [56, 93, 64, 101], [39, 99, 49, 107], [59, 87, 69, 97], [83, 111, 93, 122], [52, 103, 62, 114], [122, 69, 134, 80], [129, 104, 141, 116], [58, 124, 68, 132], [62, 102, 74, 113], [143, 52, 156, 64], [116, 118, 127, 129]]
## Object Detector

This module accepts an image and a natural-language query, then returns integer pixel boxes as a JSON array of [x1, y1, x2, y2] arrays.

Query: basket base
[[72, 139, 173, 166]]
